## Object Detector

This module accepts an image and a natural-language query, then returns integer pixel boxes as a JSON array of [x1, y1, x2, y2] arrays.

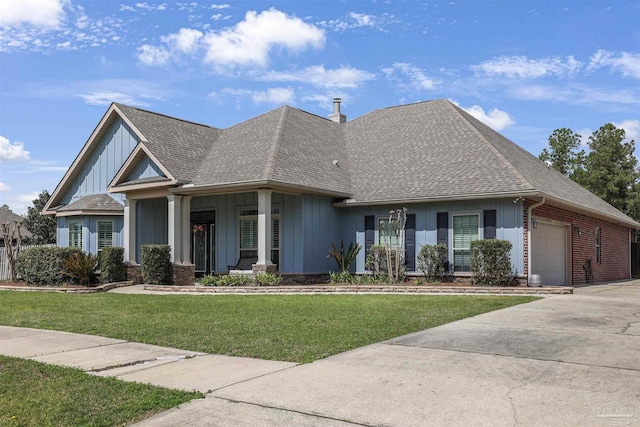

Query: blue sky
[[0, 0, 638, 214]]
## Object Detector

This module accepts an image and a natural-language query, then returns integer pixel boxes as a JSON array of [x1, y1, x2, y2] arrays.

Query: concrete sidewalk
[[2, 281, 639, 426]]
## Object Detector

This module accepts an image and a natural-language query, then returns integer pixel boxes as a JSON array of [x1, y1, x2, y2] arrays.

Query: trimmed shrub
[[141, 245, 172, 285], [328, 271, 390, 285], [470, 239, 514, 286], [417, 244, 448, 282], [254, 272, 282, 286], [199, 274, 251, 286], [16, 246, 82, 286], [62, 252, 99, 286], [101, 246, 127, 284]]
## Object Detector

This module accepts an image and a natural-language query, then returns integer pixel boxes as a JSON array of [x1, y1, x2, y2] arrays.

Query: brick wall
[[524, 200, 631, 285]]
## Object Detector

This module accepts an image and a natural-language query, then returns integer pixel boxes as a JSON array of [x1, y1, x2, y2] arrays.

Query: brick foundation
[[173, 264, 195, 286], [126, 263, 143, 285], [524, 199, 631, 286], [252, 264, 278, 274]]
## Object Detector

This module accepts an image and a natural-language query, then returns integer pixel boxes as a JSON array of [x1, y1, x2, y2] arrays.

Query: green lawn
[[0, 292, 538, 363], [0, 355, 201, 427]]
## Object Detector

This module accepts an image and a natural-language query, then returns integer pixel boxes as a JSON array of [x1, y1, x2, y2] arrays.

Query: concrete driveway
[[141, 281, 640, 427]]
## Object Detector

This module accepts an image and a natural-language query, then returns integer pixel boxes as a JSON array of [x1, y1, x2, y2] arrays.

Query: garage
[[531, 220, 568, 286]]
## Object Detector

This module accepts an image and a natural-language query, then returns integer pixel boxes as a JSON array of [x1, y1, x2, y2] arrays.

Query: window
[[239, 208, 280, 265], [596, 227, 601, 264], [69, 221, 82, 248], [453, 214, 479, 272], [378, 219, 402, 248], [97, 221, 113, 251]]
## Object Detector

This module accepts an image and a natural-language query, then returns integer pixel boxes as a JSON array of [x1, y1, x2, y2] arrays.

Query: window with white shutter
[[97, 221, 113, 252]]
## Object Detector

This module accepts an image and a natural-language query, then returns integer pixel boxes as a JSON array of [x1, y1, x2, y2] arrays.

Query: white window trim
[[96, 220, 114, 253], [450, 212, 483, 273], [376, 216, 405, 249], [69, 220, 83, 249], [236, 206, 281, 266]]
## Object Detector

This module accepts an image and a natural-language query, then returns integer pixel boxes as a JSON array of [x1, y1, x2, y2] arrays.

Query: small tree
[[379, 208, 408, 283], [22, 190, 57, 244], [2, 220, 22, 281]]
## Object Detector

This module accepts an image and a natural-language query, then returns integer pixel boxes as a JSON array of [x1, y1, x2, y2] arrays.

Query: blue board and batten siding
[[341, 199, 525, 275], [135, 198, 168, 263], [127, 155, 165, 181], [62, 118, 139, 205], [57, 216, 124, 253], [190, 193, 341, 274]]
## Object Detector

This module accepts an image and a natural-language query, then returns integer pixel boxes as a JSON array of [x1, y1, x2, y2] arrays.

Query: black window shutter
[[484, 210, 497, 239], [405, 214, 416, 271], [365, 215, 375, 266], [437, 212, 448, 246]]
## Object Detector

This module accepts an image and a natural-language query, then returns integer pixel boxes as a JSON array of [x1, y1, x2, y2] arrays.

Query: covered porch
[[121, 189, 340, 285]]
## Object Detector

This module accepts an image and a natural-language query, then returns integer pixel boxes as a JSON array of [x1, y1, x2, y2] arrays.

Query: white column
[[123, 199, 137, 263], [167, 195, 182, 263], [256, 189, 273, 265], [181, 196, 192, 264]]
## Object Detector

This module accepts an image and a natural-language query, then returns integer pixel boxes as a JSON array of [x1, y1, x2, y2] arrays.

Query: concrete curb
[[144, 284, 573, 295], [0, 281, 134, 293]]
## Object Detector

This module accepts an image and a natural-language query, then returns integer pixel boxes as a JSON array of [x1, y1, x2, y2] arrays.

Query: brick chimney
[[328, 98, 346, 123]]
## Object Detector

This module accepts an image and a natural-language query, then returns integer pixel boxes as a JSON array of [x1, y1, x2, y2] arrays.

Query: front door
[[191, 211, 215, 276]]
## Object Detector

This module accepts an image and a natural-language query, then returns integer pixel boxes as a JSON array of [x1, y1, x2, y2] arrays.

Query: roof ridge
[[114, 103, 218, 130], [447, 101, 534, 190], [263, 106, 289, 180]]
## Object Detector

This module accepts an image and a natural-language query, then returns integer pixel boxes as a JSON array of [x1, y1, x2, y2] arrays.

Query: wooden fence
[[0, 244, 55, 281]]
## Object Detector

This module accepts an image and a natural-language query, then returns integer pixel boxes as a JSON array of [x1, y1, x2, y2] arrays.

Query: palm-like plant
[[328, 241, 362, 272], [61, 252, 99, 286]]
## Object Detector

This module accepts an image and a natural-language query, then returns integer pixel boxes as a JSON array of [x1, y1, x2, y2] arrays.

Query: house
[[0, 207, 32, 246], [43, 98, 639, 286]]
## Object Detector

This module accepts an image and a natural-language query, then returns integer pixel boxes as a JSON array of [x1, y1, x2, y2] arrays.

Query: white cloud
[[613, 120, 640, 143], [77, 91, 150, 106], [4, 192, 40, 215], [317, 12, 397, 32], [382, 62, 437, 90], [450, 102, 515, 131], [0, 0, 66, 28], [0, 182, 10, 192], [161, 28, 203, 53], [0, 136, 31, 162], [588, 50, 640, 79], [509, 84, 639, 105], [136, 9, 324, 69], [258, 65, 375, 88], [210, 4, 230, 9], [471, 55, 582, 78], [134, 2, 167, 11], [203, 8, 324, 68], [137, 44, 170, 66], [30, 79, 167, 107], [221, 87, 295, 104]]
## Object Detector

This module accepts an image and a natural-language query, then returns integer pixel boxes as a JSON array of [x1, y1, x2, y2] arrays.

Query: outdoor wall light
[[532, 219, 538, 229], [574, 226, 583, 236]]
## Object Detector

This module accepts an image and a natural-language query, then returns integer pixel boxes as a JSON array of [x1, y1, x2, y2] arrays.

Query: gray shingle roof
[[112, 99, 637, 227], [115, 104, 221, 183], [0, 207, 32, 239], [57, 194, 123, 212]]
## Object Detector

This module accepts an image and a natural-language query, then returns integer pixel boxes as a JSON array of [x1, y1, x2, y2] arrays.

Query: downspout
[[527, 197, 546, 282]]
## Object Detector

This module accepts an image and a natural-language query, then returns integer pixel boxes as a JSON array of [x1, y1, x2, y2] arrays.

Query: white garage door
[[531, 221, 567, 286]]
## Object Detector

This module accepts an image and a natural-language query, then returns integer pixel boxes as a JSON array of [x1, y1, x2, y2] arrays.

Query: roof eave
[[332, 190, 539, 208], [172, 180, 352, 198], [55, 210, 124, 217], [536, 193, 640, 229]]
